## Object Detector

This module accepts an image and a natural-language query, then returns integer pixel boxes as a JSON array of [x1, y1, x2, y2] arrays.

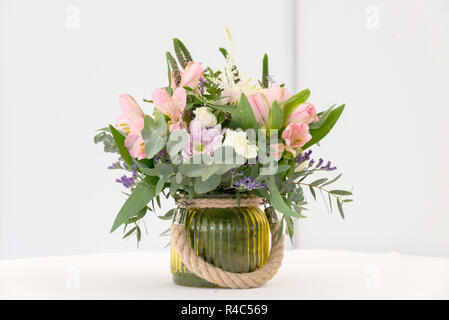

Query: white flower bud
[[193, 107, 217, 128], [223, 129, 258, 159]]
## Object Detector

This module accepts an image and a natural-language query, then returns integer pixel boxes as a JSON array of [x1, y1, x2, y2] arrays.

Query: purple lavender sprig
[[108, 161, 122, 169], [296, 150, 337, 171], [234, 176, 266, 191], [198, 77, 207, 94], [108, 161, 129, 170], [154, 150, 165, 162], [230, 168, 244, 177], [115, 164, 138, 188]]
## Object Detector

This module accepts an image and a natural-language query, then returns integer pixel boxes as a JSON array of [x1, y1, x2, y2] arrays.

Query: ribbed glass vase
[[170, 199, 270, 288]]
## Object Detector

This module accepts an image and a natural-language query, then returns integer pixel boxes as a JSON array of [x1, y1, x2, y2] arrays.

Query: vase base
[[172, 274, 220, 288]]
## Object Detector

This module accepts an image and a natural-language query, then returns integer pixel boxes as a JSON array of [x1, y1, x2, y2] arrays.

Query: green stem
[[296, 182, 343, 202]]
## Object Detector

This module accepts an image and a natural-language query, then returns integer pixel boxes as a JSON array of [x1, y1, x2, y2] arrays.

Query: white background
[[1, 0, 448, 260]]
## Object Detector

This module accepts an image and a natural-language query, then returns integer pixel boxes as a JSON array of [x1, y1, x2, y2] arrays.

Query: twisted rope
[[177, 196, 261, 209], [171, 198, 285, 289]]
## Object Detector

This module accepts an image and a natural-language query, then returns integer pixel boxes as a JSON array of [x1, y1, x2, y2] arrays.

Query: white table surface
[[1, 249, 448, 300]]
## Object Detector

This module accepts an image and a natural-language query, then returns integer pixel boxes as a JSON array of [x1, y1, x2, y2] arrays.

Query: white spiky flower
[[216, 29, 262, 104]]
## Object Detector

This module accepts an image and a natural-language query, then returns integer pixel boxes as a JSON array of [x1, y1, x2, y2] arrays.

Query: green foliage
[[94, 130, 118, 153], [194, 175, 221, 194], [219, 47, 227, 58], [303, 104, 345, 150], [309, 104, 336, 129], [179, 163, 207, 177], [231, 94, 258, 130], [96, 37, 352, 245], [166, 52, 181, 86], [158, 208, 175, 220], [269, 101, 283, 130], [141, 114, 168, 159], [166, 130, 189, 159], [173, 38, 192, 68], [296, 173, 352, 221], [261, 53, 269, 88], [282, 89, 311, 119], [284, 215, 295, 244], [265, 176, 305, 218], [110, 184, 156, 233], [109, 125, 134, 166]]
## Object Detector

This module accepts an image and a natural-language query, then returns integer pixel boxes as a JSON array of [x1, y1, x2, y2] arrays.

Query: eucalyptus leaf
[[166, 130, 189, 158], [285, 215, 295, 244], [321, 173, 342, 187], [155, 163, 175, 176], [276, 164, 290, 174], [265, 176, 305, 218], [179, 164, 206, 177], [194, 175, 221, 194], [139, 167, 158, 177], [122, 226, 138, 239], [215, 164, 241, 175], [337, 200, 345, 219], [176, 172, 183, 184], [311, 178, 328, 186], [207, 104, 237, 114], [159, 227, 171, 236], [156, 175, 168, 195], [201, 164, 221, 182], [141, 115, 168, 159], [309, 185, 316, 201], [110, 184, 156, 233], [330, 190, 353, 196], [158, 208, 175, 220]]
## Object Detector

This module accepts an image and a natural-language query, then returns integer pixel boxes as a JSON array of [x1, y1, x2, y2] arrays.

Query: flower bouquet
[[95, 32, 352, 288]]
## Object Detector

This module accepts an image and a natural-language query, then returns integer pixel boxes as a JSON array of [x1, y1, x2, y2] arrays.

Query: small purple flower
[[182, 120, 223, 162], [322, 161, 337, 171], [295, 151, 337, 171], [154, 150, 164, 162], [108, 161, 121, 169], [230, 168, 244, 177], [233, 176, 266, 190], [198, 77, 207, 94], [304, 150, 312, 160], [115, 165, 138, 188], [296, 150, 313, 164]]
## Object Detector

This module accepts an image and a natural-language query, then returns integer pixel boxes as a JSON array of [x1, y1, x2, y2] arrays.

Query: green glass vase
[[170, 200, 270, 288]]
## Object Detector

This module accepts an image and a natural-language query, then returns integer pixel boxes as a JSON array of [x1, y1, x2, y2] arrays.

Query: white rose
[[223, 130, 258, 159], [193, 107, 217, 128]]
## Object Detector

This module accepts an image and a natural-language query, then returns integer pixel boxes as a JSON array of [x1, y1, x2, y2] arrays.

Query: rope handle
[[171, 219, 285, 289]]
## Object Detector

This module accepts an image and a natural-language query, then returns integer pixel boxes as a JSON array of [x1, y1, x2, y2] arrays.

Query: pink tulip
[[152, 87, 187, 132], [115, 94, 146, 160], [270, 143, 285, 161], [248, 83, 291, 127], [281, 122, 312, 157], [179, 61, 204, 89], [285, 103, 318, 125], [170, 61, 204, 89]]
